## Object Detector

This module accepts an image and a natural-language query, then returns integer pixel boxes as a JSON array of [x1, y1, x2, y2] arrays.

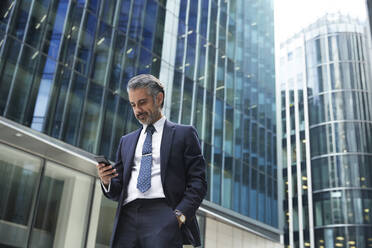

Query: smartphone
[[94, 155, 111, 165]]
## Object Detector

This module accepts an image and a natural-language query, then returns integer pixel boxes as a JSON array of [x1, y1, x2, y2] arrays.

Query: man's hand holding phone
[[95, 156, 118, 186]]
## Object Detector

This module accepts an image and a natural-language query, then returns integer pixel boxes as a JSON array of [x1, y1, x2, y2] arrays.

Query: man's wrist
[[101, 180, 111, 193], [174, 209, 186, 225]]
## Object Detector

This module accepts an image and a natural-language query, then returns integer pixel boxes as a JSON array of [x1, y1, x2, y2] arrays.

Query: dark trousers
[[113, 198, 183, 248]]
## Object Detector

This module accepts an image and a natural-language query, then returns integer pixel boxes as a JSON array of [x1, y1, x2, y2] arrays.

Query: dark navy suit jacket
[[102, 120, 207, 247]]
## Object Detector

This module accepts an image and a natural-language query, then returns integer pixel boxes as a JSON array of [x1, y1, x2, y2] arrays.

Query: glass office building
[[277, 14, 372, 248], [0, 0, 281, 247]]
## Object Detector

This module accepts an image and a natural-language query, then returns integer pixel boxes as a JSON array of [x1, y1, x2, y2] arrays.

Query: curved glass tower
[[307, 16, 372, 247], [0, 0, 281, 247], [278, 14, 372, 248]]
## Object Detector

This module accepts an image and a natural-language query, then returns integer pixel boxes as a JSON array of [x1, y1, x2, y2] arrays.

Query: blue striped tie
[[137, 124, 156, 193]]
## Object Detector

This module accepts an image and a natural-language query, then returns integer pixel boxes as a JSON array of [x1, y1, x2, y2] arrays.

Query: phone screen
[[94, 156, 111, 165]]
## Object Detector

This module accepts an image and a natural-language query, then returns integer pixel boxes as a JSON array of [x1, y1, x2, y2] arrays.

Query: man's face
[[128, 88, 163, 125]]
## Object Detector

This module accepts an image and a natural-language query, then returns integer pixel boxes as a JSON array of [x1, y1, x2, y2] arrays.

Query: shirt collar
[[142, 115, 166, 133]]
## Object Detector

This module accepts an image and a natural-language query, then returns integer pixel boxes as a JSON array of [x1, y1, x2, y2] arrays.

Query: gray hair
[[127, 74, 165, 108]]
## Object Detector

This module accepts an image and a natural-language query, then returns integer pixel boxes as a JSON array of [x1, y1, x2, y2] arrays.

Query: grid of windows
[[167, 0, 277, 226], [279, 14, 372, 248], [0, 0, 277, 227]]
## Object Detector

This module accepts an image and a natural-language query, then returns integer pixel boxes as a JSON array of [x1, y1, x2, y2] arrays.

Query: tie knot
[[146, 124, 156, 134]]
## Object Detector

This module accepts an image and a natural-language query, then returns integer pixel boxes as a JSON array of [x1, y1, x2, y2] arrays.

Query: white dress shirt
[[102, 116, 166, 205]]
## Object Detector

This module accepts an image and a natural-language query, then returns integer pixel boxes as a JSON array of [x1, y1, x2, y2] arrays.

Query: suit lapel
[[123, 128, 142, 184], [160, 120, 175, 184]]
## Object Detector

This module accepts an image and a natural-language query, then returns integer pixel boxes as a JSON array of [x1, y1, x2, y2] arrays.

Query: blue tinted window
[[0, 36, 21, 114], [101, 0, 116, 26], [11, 7, 30, 40], [109, 31, 126, 91], [193, 85, 204, 132], [197, 37, 206, 80], [222, 153, 233, 209], [152, 5, 165, 57], [258, 173, 265, 222], [99, 92, 117, 158], [118, 0, 131, 32], [188, 0, 198, 31], [137, 47, 152, 75], [63, 74, 87, 144], [214, 99, 223, 149], [31, 58, 56, 131], [185, 32, 196, 78], [249, 169, 258, 219], [170, 71, 182, 122], [199, 0, 209, 38], [233, 160, 241, 212], [179, 0, 187, 23], [80, 82, 104, 152], [129, 0, 145, 41], [47, 67, 72, 138], [88, 0, 100, 15], [241, 164, 250, 215], [212, 147, 222, 204], [0, 0, 14, 25], [181, 76, 193, 125], [141, 0, 157, 51]]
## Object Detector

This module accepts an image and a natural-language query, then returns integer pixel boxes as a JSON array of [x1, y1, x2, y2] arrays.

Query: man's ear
[[156, 92, 164, 106]]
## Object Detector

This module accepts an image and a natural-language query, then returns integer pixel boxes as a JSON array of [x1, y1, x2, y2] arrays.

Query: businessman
[[97, 74, 207, 248]]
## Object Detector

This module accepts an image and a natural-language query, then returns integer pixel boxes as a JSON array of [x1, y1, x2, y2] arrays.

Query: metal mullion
[[25, 158, 47, 248], [189, 0, 202, 126], [285, 86, 294, 248], [324, 33, 337, 164], [234, 64, 244, 213], [242, 0, 254, 200], [247, 117, 254, 217], [275, 62, 284, 233], [58, 0, 89, 139], [210, 0, 222, 203], [221, 0, 233, 208], [226, 0, 238, 212], [177, 0, 190, 123], [202, 0, 213, 199], [242, 0, 254, 217], [216, 0, 227, 205], [201, 0, 212, 141], [4, 0, 37, 116], [93, 0, 122, 154], [76, 0, 107, 149], [303, 37, 315, 248], [294, 80, 304, 248], [19, 0, 57, 124]]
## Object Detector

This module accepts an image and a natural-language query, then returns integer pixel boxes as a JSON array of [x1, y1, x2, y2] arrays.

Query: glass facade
[[168, 0, 277, 226], [0, 142, 94, 248], [278, 14, 372, 248], [0, 0, 277, 237], [0, 138, 207, 248]]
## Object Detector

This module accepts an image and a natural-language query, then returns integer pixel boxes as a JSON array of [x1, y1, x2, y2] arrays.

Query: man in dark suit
[[97, 74, 207, 248]]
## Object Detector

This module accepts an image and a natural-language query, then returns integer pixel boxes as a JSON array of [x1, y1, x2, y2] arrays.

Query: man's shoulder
[[120, 127, 142, 141], [167, 120, 196, 132]]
